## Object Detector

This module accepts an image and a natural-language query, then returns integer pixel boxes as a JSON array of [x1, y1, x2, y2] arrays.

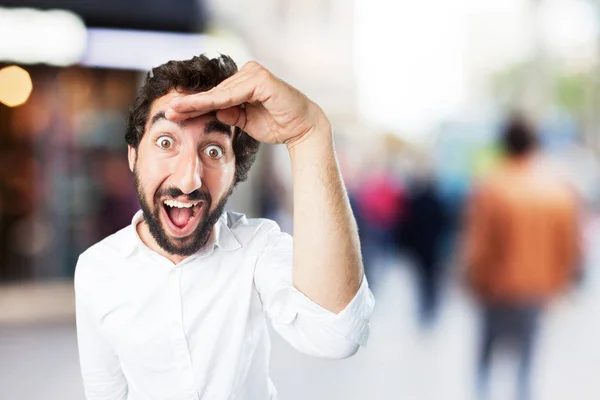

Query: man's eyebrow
[[149, 111, 171, 127], [204, 120, 233, 138], [148, 110, 232, 137]]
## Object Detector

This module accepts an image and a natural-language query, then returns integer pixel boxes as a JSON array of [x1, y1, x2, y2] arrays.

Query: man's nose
[[172, 148, 202, 194]]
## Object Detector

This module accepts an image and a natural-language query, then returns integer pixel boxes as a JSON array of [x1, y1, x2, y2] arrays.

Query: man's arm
[[75, 258, 128, 400], [462, 186, 492, 294], [558, 193, 582, 285], [287, 122, 363, 312], [167, 61, 364, 313], [253, 221, 371, 359]]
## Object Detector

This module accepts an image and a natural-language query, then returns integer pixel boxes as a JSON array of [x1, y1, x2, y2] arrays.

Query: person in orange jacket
[[463, 113, 580, 400]]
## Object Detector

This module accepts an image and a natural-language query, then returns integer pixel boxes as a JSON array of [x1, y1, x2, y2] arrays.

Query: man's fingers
[[166, 87, 250, 123], [165, 62, 274, 125], [169, 72, 256, 113], [165, 109, 204, 122], [216, 106, 247, 130]]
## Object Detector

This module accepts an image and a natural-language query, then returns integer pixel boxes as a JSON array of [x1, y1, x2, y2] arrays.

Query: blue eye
[[156, 136, 174, 150], [204, 145, 224, 159]]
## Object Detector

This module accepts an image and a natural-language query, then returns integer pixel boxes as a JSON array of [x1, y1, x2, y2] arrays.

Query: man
[[463, 114, 580, 400], [75, 54, 374, 400]]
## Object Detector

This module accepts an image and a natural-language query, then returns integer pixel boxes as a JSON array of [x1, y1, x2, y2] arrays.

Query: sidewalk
[[0, 280, 75, 325]]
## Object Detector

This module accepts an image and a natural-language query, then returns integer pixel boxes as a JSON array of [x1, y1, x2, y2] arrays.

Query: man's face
[[128, 91, 236, 256]]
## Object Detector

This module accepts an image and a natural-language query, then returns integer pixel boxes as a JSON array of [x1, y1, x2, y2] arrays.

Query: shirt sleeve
[[75, 256, 128, 400], [253, 222, 375, 360]]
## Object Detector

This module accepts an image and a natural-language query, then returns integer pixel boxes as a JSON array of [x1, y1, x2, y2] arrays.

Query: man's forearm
[[287, 118, 363, 313]]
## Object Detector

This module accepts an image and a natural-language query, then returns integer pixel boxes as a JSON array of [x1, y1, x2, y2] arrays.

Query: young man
[[75, 54, 374, 400]]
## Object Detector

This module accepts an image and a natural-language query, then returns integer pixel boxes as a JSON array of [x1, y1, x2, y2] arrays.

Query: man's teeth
[[163, 199, 199, 208]]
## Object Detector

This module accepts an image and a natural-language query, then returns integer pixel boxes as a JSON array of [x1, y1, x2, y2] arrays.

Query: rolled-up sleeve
[[254, 222, 375, 359]]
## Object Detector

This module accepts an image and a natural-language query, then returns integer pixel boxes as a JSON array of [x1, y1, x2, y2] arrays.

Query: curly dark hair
[[125, 54, 260, 185]]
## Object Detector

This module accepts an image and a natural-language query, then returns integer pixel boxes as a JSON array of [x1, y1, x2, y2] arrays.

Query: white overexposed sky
[[353, 0, 571, 138]]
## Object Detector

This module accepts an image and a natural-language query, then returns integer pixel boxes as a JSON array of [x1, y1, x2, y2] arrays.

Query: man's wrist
[[286, 124, 333, 156], [285, 112, 332, 152]]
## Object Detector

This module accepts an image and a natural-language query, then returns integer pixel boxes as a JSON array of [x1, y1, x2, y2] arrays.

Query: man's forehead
[[147, 92, 230, 132], [147, 110, 219, 129], [151, 91, 186, 109], [153, 91, 180, 107]]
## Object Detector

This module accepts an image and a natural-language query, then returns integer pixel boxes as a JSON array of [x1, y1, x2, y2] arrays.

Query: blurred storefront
[[0, 66, 138, 281]]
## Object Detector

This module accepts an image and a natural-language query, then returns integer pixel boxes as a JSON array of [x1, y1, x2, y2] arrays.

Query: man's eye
[[204, 145, 224, 159], [156, 136, 174, 150]]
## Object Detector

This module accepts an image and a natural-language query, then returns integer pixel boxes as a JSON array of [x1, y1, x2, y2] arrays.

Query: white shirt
[[75, 210, 374, 400]]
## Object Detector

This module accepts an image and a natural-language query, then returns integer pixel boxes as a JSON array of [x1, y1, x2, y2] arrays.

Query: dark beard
[[133, 168, 233, 256]]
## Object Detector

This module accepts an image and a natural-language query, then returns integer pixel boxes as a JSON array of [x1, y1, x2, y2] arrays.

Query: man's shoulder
[[224, 211, 280, 231], [224, 211, 288, 243], [77, 225, 134, 272]]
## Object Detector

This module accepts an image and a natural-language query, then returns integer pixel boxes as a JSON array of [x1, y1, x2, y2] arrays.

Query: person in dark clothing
[[399, 176, 448, 327]]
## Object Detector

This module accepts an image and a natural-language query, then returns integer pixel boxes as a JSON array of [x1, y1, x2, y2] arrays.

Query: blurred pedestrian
[[463, 114, 580, 400], [399, 174, 448, 327], [355, 167, 406, 289]]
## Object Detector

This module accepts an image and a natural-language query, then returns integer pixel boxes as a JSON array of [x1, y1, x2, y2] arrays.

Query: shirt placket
[[167, 264, 199, 400]]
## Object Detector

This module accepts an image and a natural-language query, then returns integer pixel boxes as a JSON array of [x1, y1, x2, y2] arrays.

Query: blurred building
[[0, 66, 139, 280]]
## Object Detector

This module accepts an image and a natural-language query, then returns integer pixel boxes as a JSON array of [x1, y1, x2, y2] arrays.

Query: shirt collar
[[119, 210, 242, 259], [212, 212, 243, 252]]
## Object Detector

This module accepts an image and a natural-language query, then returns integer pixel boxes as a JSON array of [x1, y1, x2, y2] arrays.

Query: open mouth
[[161, 199, 204, 237]]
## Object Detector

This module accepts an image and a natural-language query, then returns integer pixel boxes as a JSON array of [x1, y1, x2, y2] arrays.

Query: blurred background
[[1, 0, 600, 399]]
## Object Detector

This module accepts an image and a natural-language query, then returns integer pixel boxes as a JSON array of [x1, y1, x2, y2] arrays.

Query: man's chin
[[160, 236, 204, 256], [167, 234, 196, 246], [165, 245, 198, 256], [154, 213, 214, 254]]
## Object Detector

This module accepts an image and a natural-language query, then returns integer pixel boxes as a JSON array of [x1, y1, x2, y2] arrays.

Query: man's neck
[[506, 152, 535, 166]]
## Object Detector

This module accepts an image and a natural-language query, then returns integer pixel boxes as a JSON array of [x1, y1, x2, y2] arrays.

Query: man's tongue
[[166, 207, 193, 228]]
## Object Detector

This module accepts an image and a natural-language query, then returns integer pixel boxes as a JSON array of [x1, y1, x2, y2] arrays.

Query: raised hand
[[166, 61, 329, 147]]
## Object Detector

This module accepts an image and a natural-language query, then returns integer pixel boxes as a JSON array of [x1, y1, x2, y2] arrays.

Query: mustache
[[155, 187, 212, 203]]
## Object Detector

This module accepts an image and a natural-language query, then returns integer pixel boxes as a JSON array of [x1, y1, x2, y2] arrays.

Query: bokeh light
[[0, 7, 87, 66], [0, 65, 33, 107]]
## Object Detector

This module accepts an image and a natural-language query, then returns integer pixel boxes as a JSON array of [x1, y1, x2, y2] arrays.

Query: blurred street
[[2, 1, 600, 399], [2, 215, 600, 400]]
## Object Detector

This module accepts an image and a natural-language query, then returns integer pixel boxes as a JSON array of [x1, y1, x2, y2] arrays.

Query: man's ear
[[128, 145, 136, 173]]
